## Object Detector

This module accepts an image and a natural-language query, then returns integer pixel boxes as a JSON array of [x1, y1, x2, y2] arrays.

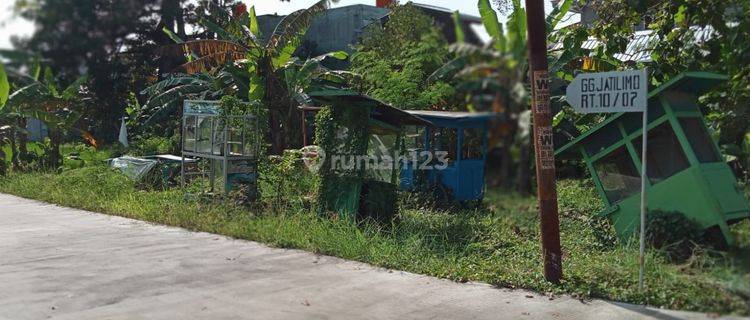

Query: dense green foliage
[[313, 105, 372, 218], [1, 166, 749, 315], [1, 0, 749, 315], [0, 64, 91, 172], [10, 0, 190, 143], [351, 4, 456, 110], [553, 0, 750, 176], [142, 0, 347, 153]]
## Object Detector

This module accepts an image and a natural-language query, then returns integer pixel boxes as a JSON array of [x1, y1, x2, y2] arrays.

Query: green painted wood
[[661, 95, 702, 167], [580, 146, 611, 208], [558, 71, 748, 246], [556, 72, 728, 157]]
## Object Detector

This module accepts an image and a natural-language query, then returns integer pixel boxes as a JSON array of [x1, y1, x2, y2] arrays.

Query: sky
[[0, 0, 568, 50]]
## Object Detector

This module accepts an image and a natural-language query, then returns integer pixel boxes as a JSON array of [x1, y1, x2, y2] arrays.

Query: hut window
[[632, 122, 690, 184], [403, 126, 425, 152], [679, 117, 720, 163], [593, 146, 641, 203], [461, 128, 483, 160], [622, 103, 665, 135], [432, 128, 457, 164], [584, 125, 621, 156], [366, 133, 398, 183], [665, 91, 699, 112]]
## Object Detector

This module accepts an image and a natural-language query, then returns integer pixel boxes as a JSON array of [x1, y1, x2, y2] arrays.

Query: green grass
[[1, 166, 749, 315]]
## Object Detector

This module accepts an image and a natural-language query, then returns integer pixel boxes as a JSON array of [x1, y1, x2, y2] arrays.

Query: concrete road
[[0, 194, 742, 320]]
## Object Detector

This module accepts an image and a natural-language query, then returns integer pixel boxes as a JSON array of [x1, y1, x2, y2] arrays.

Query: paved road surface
[[0, 194, 742, 320]]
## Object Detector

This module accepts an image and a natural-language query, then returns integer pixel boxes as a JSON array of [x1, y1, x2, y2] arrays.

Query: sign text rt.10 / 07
[[566, 69, 648, 114]]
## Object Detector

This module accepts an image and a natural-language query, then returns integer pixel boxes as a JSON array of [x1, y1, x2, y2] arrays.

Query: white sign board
[[566, 69, 648, 114]]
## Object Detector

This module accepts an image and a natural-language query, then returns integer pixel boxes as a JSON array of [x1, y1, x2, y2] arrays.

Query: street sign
[[566, 69, 648, 114], [566, 69, 649, 291]]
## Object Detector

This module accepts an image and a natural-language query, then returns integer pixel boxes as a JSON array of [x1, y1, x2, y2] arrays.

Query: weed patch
[[1, 168, 748, 315]]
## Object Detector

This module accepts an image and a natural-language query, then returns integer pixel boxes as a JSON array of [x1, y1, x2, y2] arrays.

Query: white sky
[[0, 0, 572, 50]]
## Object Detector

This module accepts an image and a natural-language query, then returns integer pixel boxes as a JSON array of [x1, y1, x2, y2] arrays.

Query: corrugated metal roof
[[405, 110, 496, 120], [410, 2, 482, 23], [551, 26, 715, 63]]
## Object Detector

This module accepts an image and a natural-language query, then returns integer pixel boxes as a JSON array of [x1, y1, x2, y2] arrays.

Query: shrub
[[129, 135, 178, 156], [646, 210, 704, 261]]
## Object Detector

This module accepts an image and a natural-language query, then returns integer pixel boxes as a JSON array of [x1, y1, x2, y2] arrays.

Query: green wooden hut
[[556, 72, 749, 245], [307, 89, 432, 222]]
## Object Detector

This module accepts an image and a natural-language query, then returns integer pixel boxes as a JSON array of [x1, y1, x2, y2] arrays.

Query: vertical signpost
[[566, 69, 649, 290], [525, 0, 562, 283]]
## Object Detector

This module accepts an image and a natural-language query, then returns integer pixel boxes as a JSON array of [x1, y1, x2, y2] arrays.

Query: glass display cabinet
[[556, 72, 749, 245], [181, 100, 261, 200]]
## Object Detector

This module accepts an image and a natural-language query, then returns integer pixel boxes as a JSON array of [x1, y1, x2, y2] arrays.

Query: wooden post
[[524, 0, 563, 283]]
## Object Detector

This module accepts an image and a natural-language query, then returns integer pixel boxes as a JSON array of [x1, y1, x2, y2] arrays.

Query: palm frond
[[427, 56, 469, 84], [61, 75, 88, 100], [0, 62, 8, 110], [177, 51, 248, 74], [8, 83, 47, 107], [311, 51, 348, 62], [248, 6, 260, 37], [449, 42, 502, 58], [140, 74, 209, 96], [200, 17, 242, 44], [266, 0, 339, 62], [162, 27, 184, 44], [318, 70, 360, 84], [478, 0, 506, 52], [158, 40, 248, 59], [143, 84, 211, 112]]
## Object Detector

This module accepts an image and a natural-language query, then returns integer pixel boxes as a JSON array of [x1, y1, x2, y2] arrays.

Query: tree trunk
[[263, 58, 288, 155], [17, 118, 28, 162], [516, 133, 532, 196], [9, 129, 19, 171], [269, 110, 284, 155], [285, 101, 303, 150], [48, 129, 62, 169], [499, 134, 514, 189]]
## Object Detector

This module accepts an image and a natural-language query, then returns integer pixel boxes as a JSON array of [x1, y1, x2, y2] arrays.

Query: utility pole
[[524, 0, 563, 283]]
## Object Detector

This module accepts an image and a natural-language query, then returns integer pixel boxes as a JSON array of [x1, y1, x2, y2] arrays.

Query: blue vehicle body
[[400, 111, 495, 202]]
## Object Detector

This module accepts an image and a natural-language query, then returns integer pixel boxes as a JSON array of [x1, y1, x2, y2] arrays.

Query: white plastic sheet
[[110, 156, 157, 181]]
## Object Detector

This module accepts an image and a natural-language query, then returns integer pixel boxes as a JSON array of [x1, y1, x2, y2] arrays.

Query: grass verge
[[1, 166, 749, 315]]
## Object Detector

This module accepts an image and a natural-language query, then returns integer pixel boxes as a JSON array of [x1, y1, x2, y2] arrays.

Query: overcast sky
[[0, 0, 566, 50]]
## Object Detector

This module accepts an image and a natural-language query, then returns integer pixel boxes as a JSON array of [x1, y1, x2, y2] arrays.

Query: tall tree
[[562, 0, 750, 174], [10, 0, 190, 143], [350, 4, 456, 111]]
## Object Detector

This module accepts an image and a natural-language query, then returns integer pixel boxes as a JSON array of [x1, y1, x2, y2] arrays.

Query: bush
[[646, 210, 704, 261], [258, 149, 320, 213], [129, 135, 178, 156]]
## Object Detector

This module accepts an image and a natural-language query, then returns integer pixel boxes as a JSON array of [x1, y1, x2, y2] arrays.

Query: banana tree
[[0, 62, 9, 172], [155, 0, 340, 154], [427, 0, 571, 192], [140, 69, 246, 129], [6, 66, 91, 168]]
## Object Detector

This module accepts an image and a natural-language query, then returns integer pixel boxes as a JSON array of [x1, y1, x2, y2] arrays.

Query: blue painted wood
[[400, 112, 494, 202]]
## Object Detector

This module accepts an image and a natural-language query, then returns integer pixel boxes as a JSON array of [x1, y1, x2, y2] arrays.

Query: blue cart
[[400, 111, 495, 203]]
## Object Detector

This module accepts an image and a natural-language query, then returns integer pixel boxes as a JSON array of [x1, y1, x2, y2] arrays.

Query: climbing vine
[[314, 104, 372, 218]]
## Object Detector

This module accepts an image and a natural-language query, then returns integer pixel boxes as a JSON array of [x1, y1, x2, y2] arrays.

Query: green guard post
[[556, 72, 750, 246]]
